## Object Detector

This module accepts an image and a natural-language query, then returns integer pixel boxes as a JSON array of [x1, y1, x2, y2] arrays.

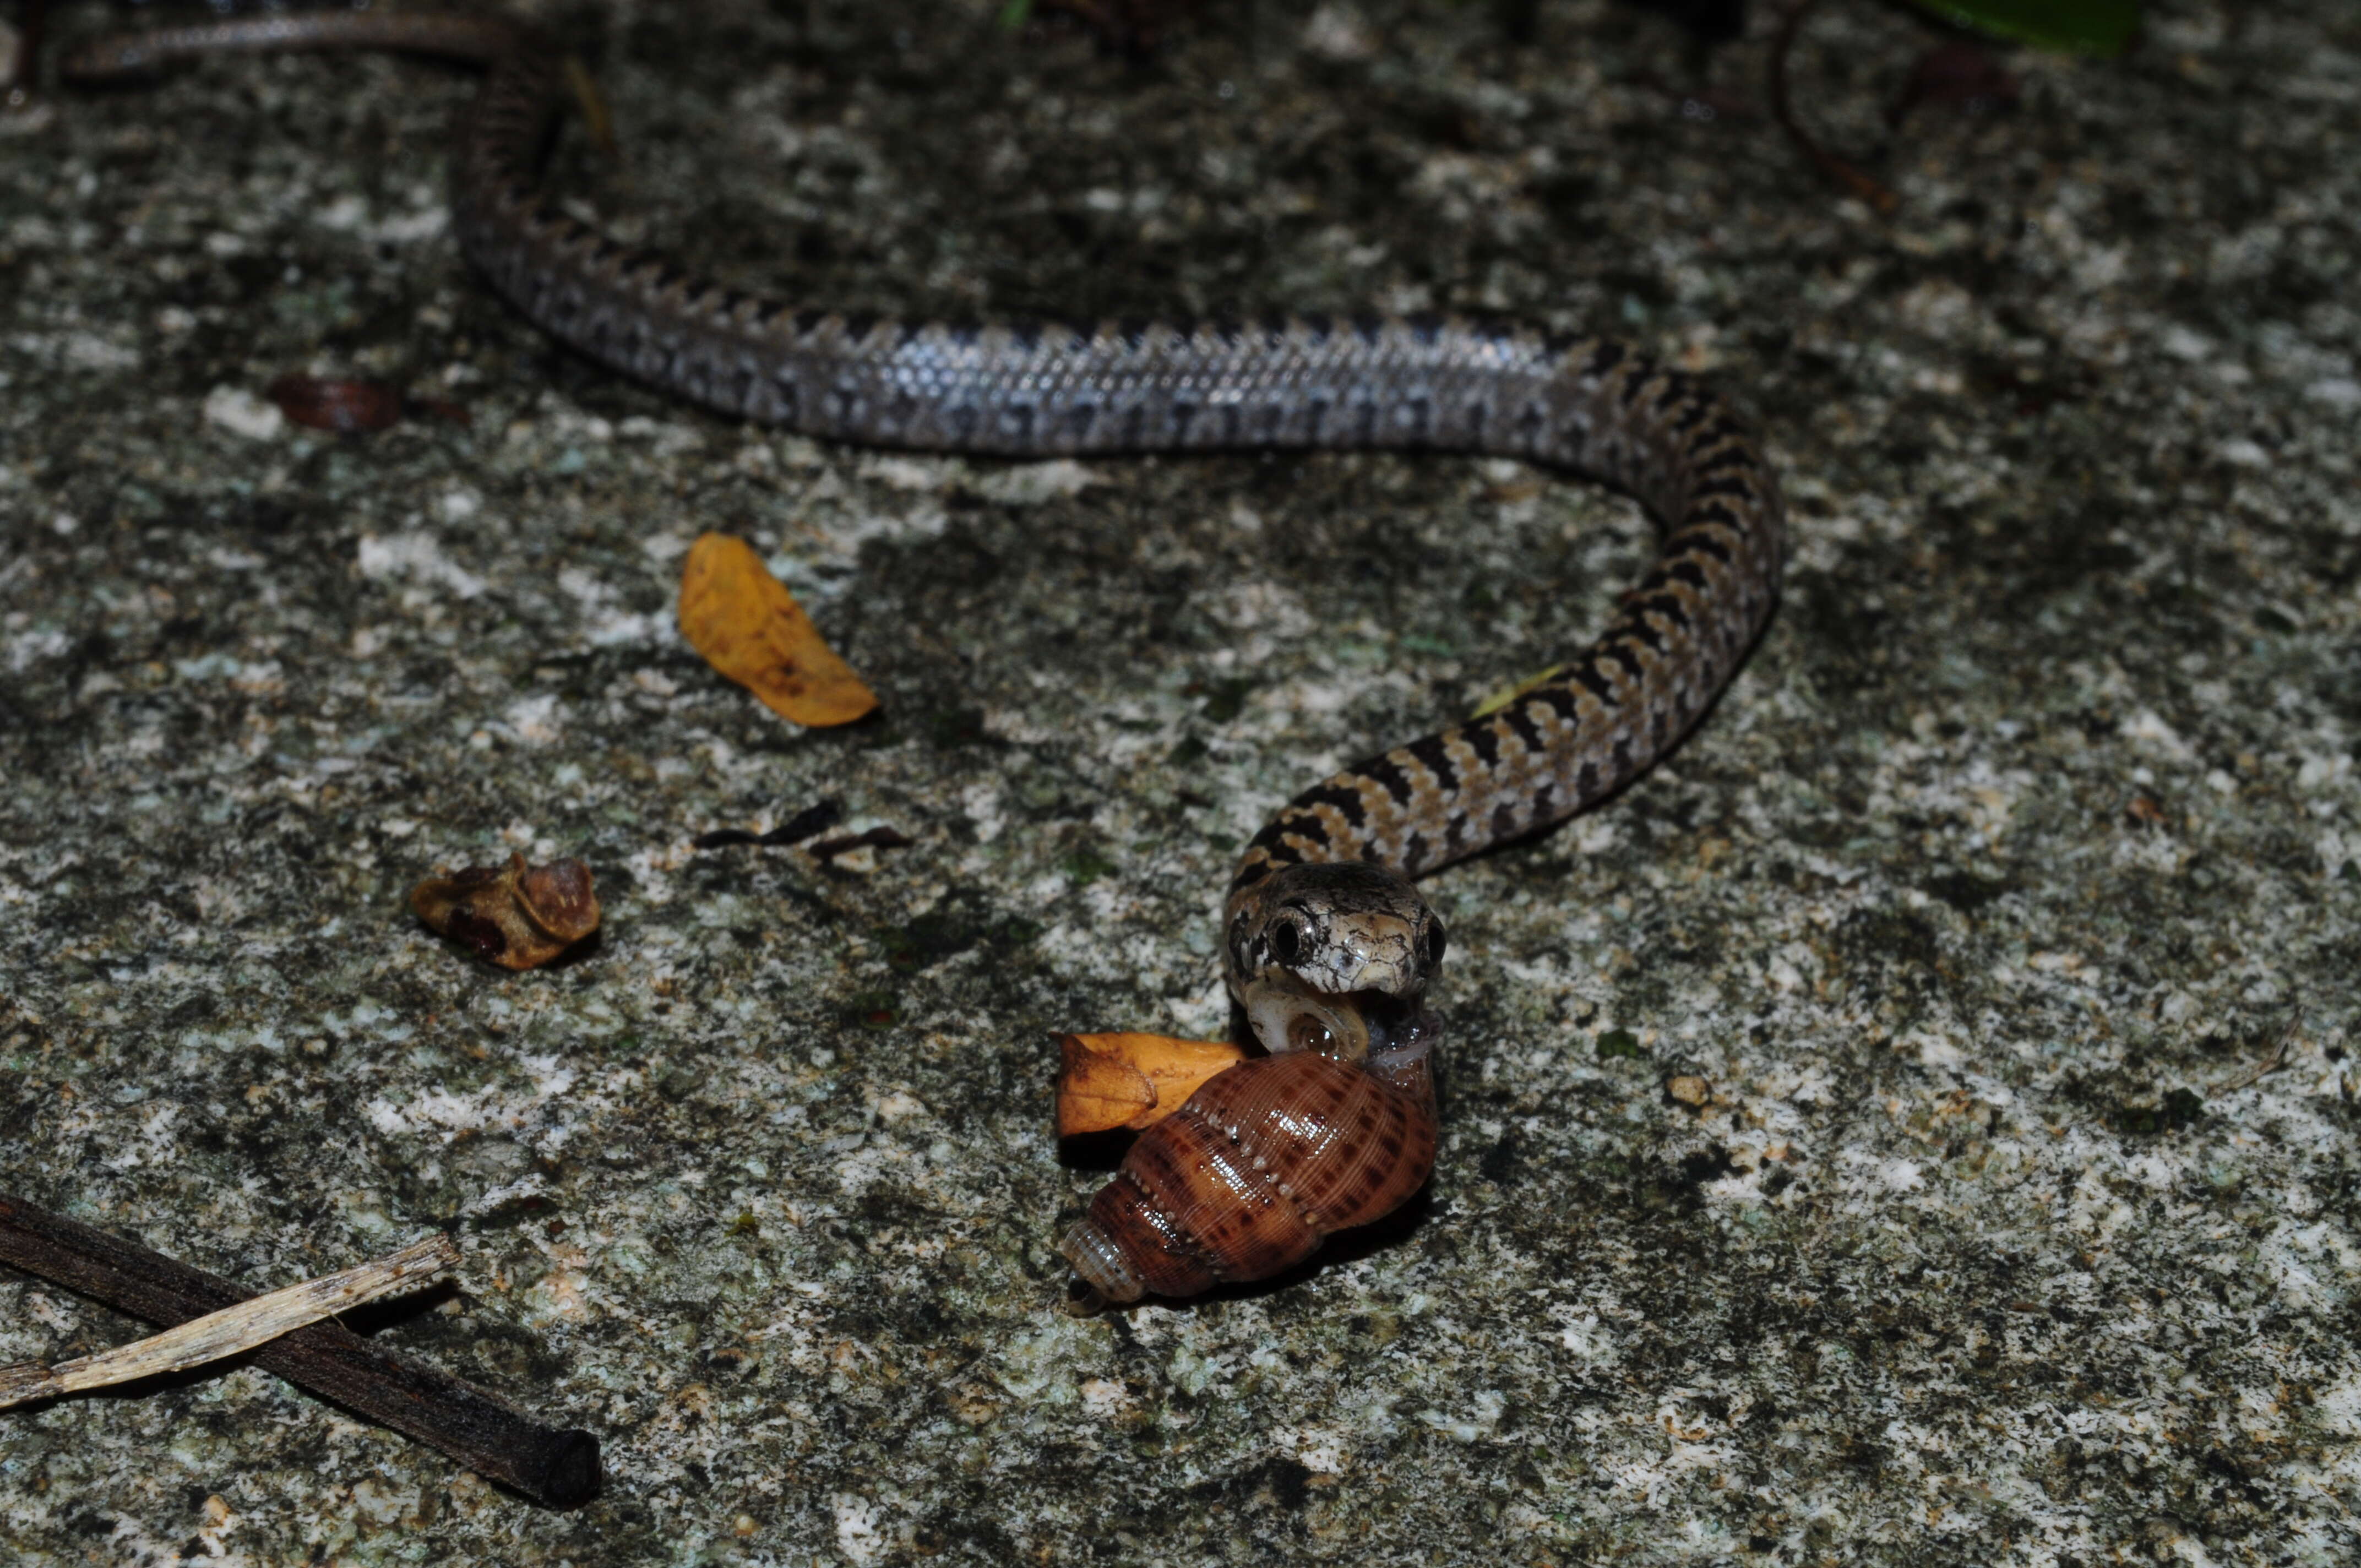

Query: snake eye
[[1267, 918, 1304, 966], [1422, 921, 1448, 967]]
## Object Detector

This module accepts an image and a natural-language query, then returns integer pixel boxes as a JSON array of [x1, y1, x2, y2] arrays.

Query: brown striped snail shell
[[1059, 1021, 1439, 1303]]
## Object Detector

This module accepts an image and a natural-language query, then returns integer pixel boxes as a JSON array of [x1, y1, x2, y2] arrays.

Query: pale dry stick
[[0, 1191, 599, 1507], [0, 1234, 459, 1409]]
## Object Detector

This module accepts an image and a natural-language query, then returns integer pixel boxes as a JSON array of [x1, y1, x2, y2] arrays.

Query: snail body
[[1062, 1009, 1440, 1304]]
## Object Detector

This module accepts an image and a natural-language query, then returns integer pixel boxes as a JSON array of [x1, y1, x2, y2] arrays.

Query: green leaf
[[1900, 0, 2140, 56]]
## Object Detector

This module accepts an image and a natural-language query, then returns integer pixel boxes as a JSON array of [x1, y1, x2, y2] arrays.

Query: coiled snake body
[[69, 11, 1787, 1303]]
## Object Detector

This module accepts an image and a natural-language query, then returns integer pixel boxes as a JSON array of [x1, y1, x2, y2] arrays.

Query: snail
[[1059, 864, 1445, 1305]]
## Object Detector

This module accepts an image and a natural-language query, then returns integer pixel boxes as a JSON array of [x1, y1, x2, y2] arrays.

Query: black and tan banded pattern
[[68, 8, 1787, 983]]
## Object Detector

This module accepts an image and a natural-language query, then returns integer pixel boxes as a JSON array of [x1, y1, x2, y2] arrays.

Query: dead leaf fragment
[[410, 852, 601, 970], [1056, 1032, 1247, 1136], [1666, 1074, 1713, 1107], [267, 375, 406, 433], [678, 533, 878, 727]]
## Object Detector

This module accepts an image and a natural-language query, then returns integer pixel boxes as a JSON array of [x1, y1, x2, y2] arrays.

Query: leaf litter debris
[[1055, 1032, 1248, 1136], [410, 853, 601, 970], [677, 532, 878, 728], [267, 375, 471, 433]]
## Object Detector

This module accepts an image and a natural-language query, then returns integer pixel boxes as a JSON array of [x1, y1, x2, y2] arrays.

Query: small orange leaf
[[1055, 1032, 1248, 1137], [679, 533, 878, 727]]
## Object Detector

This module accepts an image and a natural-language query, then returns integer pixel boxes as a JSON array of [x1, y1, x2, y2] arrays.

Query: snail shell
[[1060, 1027, 1438, 1303]]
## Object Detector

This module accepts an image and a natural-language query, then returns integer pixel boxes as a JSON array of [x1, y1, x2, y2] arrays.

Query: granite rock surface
[[2, 1, 2358, 1563]]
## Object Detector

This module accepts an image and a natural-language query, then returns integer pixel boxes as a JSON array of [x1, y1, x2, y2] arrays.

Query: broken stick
[[0, 1192, 599, 1508], [0, 1233, 458, 1410]]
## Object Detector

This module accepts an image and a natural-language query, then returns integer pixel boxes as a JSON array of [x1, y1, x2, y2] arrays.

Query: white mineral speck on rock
[[976, 458, 1099, 505], [315, 193, 369, 231], [356, 531, 487, 599], [504, 693, 563, 746], [204, 385, 284, 440], [2119, 708, 2193, 760], [833, 1495, 887, 1565], [1302, 3, 1375, 60], [864, 454, 954, 492], [1079, 1378, 1130, 1419]]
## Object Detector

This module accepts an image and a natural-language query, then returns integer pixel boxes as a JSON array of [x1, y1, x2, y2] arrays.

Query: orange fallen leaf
[[1055, 1032, 1248, 1137], [678, 532, 878, 727]]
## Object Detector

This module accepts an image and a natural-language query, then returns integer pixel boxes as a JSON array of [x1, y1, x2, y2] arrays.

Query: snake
[[66, 8, 1786, 1280]]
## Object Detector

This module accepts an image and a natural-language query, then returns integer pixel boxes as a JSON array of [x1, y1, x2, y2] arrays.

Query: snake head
[[1224, 862, 1447, 1059]]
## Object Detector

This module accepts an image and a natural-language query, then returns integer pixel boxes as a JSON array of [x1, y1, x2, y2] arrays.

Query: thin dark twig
[[693, 798, 844, 851], [1767, 0, 1898, 215], [0, 1192, 600, 1509]]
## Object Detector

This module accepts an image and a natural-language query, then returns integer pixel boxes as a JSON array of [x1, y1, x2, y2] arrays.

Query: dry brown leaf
[[678, 533, 878, 727], [1055, 1032, 1247, 1137], [410, 853, 601, 970], [267, 375, 406, 434]]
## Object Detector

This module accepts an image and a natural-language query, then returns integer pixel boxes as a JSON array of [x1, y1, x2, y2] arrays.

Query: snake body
[[69, 10, 1787, 1297]]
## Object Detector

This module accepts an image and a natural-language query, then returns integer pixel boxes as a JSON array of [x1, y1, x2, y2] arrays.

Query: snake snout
[[1225, 861, 1450, 1055]]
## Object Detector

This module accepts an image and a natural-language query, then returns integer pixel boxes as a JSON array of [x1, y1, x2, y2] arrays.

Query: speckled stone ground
[[2, 1, 2358, 1562]]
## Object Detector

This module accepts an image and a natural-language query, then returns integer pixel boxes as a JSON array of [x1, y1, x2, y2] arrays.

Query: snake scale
[[68, 8, 1786, 1302]]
